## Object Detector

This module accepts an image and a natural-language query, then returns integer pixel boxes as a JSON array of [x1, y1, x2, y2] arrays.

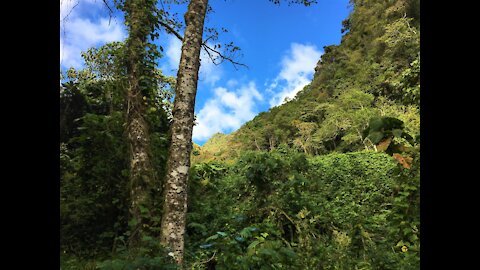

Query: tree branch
[[158, 20, 184, 41], [102, 0, 114, 15], [61, 0, 80, 22], [157, 20, 247, 70], [102, 0, 116, 25], [200, 251, 216, 264], [201, 43, 248, 70]]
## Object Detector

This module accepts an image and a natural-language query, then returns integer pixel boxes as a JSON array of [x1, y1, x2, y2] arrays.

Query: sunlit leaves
[[187, 150, 419, 269]]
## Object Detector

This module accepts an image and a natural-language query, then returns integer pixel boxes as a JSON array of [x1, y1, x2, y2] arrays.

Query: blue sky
[[60, 0, 351, 145]]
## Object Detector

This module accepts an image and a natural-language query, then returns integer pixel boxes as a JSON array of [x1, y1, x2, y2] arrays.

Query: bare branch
[[200, 251, 216, 264], [202, 44, 217, 63], [101, 0, 118, 25], [201, 43, 248, 70], [158, 20, 184, 41], [203, 35, 215, 44], [60, 0, 80, 67], [61, 0, 79, 22], [102, 0, 114, 15], [157, 20, 247, 69]]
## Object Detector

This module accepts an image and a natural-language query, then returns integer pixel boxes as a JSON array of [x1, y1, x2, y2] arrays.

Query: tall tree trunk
[[123, 0, 157, 248], [254, 136, 261, 151], [269, 136, 275, 151], [160, 0, 208, 266]]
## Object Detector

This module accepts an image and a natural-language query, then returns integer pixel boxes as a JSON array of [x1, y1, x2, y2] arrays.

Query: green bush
[[185, 150, 420, 269]]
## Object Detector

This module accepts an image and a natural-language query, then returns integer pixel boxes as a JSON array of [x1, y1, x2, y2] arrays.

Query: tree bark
[[123, 0, 157, 248], [160, 0, 208, 266], [254, 136, 261, 151]]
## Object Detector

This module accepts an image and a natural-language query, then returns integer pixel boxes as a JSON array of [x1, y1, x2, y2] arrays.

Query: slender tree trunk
[[301, 141, 308, 154], [160, 0, 208, 266], [254, 136, 261, 151], [124, 0, 157, 248], [357, 128, 369, 150], [305, 137, 310, 155]]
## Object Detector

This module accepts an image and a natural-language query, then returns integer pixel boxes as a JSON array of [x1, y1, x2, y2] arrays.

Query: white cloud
[[226, 79, 239, 88], [193, 81, 263, 142], [189, 43, 321, 142], [268, 43, 322, 107], [60, 0, 127, 69], [60, 0, 77, 21], [163, 36, 223, 86], [164, 37, 182, 73], [199, 48, 223, 86]]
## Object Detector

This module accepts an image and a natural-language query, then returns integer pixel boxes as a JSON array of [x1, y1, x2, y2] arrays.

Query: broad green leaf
[[368, 131, 384, 144], [205, 234, 219, 242], [216, 231, 227, 237], [247, 240, 261, 250], [392, 129, 403, 138]]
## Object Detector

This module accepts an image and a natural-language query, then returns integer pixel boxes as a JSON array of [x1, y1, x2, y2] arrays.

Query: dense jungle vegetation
[[60, 0, 420, 269]]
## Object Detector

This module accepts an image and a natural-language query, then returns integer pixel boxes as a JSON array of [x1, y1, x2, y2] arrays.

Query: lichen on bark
[[160, 0, 209, 266], [121, 0, 159, 248]]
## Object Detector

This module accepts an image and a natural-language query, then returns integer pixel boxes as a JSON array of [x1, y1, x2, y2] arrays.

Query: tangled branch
[[157, 20, 247, 69]]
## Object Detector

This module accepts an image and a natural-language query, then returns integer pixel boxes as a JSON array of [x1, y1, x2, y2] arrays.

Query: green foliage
[[385, 151, 420, 267], [61, 1, 420, 269], [60, 41, 172, 262], [60, 238, 178, 270], [375, 96, 420, 139], [185, 150, 420, 269], [196, 226, 299, 269], [186, 3, 421, 267], [96, 237, 178, 270], [196, 0, 420, 158], [312, 89, 380, 153], [363, 116, 415, 154], [191, 161, 227, 187], [61, 111, 130, 257], [365, 117, 403, 142], [81, 42, 126, 80], [390, 54, 420, 105]]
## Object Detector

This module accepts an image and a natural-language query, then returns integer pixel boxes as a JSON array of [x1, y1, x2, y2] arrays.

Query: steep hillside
[[187, 2, 422, 264], [196, 0, 420, 162], [186, 148, 420, 269], [59, 1, 420, 268]]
